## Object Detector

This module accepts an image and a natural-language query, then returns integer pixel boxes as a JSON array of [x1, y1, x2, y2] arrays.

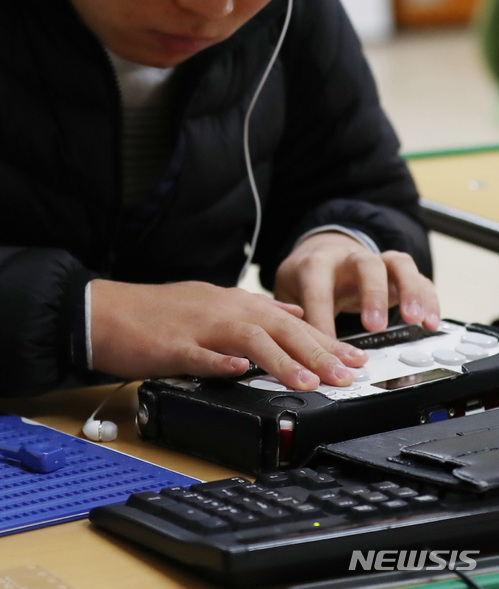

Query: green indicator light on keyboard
[[313, 522, 320, 527]]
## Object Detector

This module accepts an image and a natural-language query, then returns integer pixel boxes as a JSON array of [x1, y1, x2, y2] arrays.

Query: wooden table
[[0, 382, 246, 589], [407, 147, 499, 251]]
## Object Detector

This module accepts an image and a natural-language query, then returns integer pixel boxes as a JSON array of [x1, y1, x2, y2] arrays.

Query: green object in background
[[481, 0, 499, 84], [411, 572, 499, 588]]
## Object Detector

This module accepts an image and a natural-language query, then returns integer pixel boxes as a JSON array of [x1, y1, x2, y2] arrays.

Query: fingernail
[[405, 301, 423, 320], [298, 369, 319, 385], [429, 313, 441, 327], [347, 347, 368, 360], [230, 357, 249, 372], [364, 309, 386, 330], [333, 364, 353, 381]]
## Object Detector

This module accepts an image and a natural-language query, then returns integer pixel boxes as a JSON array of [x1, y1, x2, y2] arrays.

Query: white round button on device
[[317, 384, 361, 394], [399, 350, 434, 367], [367, 350, 387, 362], [455, 343, 488, 361], [329, 391, 363, 400], [432, 349, 466, 366], [460, 332, 498, 348], [248, 378, 288, 391], [352, 369, 371, 382], [316, 384, 336, 394]]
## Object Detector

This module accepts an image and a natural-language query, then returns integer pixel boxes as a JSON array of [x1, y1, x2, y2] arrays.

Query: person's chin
[[148, 31, 216, 65]]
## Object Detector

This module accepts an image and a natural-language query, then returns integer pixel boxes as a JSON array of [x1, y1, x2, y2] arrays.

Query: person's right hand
[[89, 279, 368, 390]]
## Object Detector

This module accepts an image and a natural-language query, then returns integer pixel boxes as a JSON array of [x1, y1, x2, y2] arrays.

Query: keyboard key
[[309, 489, 341, 505], [287, 502, 323, 520], [315, 465, 340, 477], [341, 484, 370, 496], [350, 504, 379, 518], [161, 485, 195, 499], [410, 494, 440, 508], [173, 506, 215, 531], [256, 472, 292, 487], [273, 495, 304, 510], [238, 499, 293, 523], [289, 468, 337, 489], [191, 477, 250, 493], [387, 486, 419, 499], [126, 491, 177, 515], [205, 487, 242, 501], [214, 506, 263, 529], [321, 496, 359, 514], [146, 502, 213, 529], [182, 493, 224, 511], [357, 491, 389, 504], [196, 516, 232, 535], [378, 499, 409, 512], [237, 483, 267, 495], [192, 477, 251, 499], [370, 481, 399, 492]]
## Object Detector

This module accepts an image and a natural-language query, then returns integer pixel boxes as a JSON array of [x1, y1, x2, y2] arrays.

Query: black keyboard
[[89, 463, 499, 587]]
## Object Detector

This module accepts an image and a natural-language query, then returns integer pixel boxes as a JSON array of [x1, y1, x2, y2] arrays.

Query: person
[[0, 0, 440, 398]]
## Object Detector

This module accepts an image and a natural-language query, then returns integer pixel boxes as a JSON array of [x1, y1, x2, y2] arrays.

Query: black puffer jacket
[[0, 0, 432, 396]]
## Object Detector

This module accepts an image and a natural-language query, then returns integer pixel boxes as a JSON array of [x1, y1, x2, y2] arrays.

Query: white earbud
[[82, 382, 130, 442], [83, 418, 118, 442]]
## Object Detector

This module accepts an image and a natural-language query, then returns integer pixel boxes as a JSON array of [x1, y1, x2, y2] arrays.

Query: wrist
[[295, 226, 380, 254]]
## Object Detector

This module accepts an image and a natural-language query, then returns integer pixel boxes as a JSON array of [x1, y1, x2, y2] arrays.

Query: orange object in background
[[395, 0, 479, 26]]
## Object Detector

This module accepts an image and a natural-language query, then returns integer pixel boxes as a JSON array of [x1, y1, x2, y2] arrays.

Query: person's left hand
[[274, 232, 441, 338]]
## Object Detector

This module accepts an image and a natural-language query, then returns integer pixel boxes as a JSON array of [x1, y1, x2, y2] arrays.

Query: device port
[[427, 408, 448, 423], [465, 399, 485, 416], [278, 414, 295, 468]]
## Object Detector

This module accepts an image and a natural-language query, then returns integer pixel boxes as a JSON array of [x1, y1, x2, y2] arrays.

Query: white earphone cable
[[238, 0, 294, 283]]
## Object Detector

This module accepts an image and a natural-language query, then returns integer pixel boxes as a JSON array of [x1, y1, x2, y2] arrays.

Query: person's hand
[[274, 232, 440, 338], [89, 279, 368, 390]]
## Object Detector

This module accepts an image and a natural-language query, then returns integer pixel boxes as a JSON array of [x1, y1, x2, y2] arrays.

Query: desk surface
[[0, 383, 245, 589], [407, 148, 499, 251]]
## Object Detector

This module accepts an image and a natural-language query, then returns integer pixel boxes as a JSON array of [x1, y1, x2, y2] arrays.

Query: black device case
[[136, 322, 499, 474], [320, 407, 499, 493]]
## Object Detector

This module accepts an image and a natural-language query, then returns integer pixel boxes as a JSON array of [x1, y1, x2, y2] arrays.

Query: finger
[[290, 260, 338, 339], [256, 295, 305, 319], [411, 274, 441, 330], [384, 251, 424, 323], [401, 277, 440, 330], [347, 252, 389, 332], [422, 293, 441, 331], [383, 252, 441, 329], [161, 344, 251, 379], [305, 325, 369, 368]]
